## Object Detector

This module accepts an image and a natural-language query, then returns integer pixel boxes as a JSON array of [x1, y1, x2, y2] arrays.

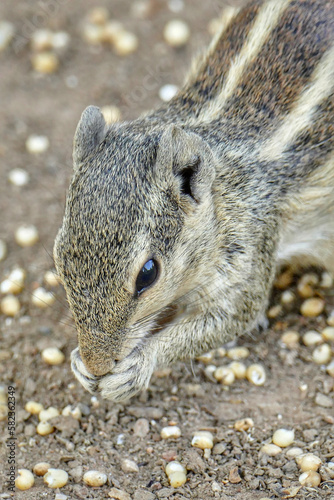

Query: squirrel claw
[[71, 347, 99, 394]]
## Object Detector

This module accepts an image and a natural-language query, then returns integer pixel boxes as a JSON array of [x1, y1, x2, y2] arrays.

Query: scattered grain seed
[[1, 267, 26, 294], [0, 21, 15, 51], [39, 407, 60, 422], [303, 330, 322, 347], [229, 361, 247, 379], [163, 19, 190, 47], [272, 428, 294, 448], [15, 224, 39, 247], [320, 271, 333, 288], [42, 347, 65, 365], [113, 31, 138, 56], [322, 327, 334, 342], [31, 29, 53, 51], [246, 364, 266, 386], [260, 443, 282, 456], [227, 346, 250, 360], [52, 32, 71, 50], [204, 364, 217, 379], [274, 270, 293, 289], [82, 23, 105, 44], [299, 470, 321, 487], [0, 239, 7, 261], [312, 343, 332, 364], [159, 84, 179, 102], [26, 134, 49, 154], [267, 304, 282, 318], [216, 347, 226, 357], [44, 469, 68, 488], [15, 469, 34, 490], [286, 447, 304, 458], [44, 270, 61, 287], [55, 494, 68, 500], [196, 351, 214, 363], [25, 401, 44, 415], [161, 425, 181, 439], [297, 453, 322, 472], [121, 459, 139, 473], [83, 470, 108, 486], [281, 330, 300, 348], [191, 431, 214, 450], [168, 471, 187, 487], [32, 287, 55, 308], [36, 421, 54, 435], [33, 462, 51, 476], [300, 273, 319, 287], [328, 311, 334, 327], [1, 295, 20, 316], [280, 290, 295, 304], [234, 418, 254, 431], [62, 405, 82, 420], [297, 282, 314, 299], [8, 168, 30, 186], [300, 298, 325, 317], [87, 7, 109, 25], [213, 366, 235, 385], [165, 461, 186, 476], [326, 360, 334, 377], [103, 20, 124, 44], [101, 105, 122, 124], [32, 52, 59, 73]]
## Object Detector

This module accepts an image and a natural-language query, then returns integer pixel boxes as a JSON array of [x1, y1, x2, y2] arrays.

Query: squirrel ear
[[73, 106, 107, 169], [156, 125, 216, 204]]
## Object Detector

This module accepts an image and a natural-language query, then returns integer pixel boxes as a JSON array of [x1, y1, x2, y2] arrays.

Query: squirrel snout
[[79, 340, 116, 377]]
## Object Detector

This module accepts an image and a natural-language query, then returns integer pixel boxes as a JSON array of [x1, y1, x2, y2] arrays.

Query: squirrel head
[[54, 106, 217, 376]]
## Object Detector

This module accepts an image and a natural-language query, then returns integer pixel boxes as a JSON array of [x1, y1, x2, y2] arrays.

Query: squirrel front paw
[[71, 346, 156, 402]]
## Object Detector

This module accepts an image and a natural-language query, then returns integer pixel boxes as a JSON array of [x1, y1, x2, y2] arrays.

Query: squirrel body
[[54, 0, 334, 401]]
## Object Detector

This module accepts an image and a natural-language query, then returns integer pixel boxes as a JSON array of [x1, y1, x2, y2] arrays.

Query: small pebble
[[8, 168, 30, 186], [228, 361, 247, 379], [1, 295, 20, 316], [281, 330, 300, 348], [25, 401, 44, 414], [15, 469, 34, 490], [113, 31, 138, 56], [159, 84, 179, 102], [213, 366, 235, 385], [26, 134, 49, 154], [297, 453, 322, 472], [121, 459, 139, 473], [322, 327, 334, 342], [0, 21, 15, 51], [260, 443, 282, 456], [299, 470, 321, 487], [315, 392, 333, 408], [286, 447, 304, 458], [36, 421, 54, 436], [15, 224, 39, 247], [300, 298, 325, 317], [272, 428, 294, 447], [227, 346, 250, 360], [246, 364, 266, 386], [0, 239, 7, 261], [108, 488, 131, 500], [133, 417, 149, 437], [83, 470, 108, 486], [39, 407, 60, 422], [101, 105, 122, 124], [163, 19, 190, 47], [303, 330, 323, 347], [161, 425, 181, 439], [44, 469, 68, 488], [32, 52, 59, 74], [44, 270, 61, 287], [33, 462, 51, 476], [312, 343, 331, 364], [191, 431, 214, 450], [32, 287, 55, 308], [42, 347, 65, 365]]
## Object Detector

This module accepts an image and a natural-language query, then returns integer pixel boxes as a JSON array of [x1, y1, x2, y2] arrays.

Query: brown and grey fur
[[54, 0, 334, 402]]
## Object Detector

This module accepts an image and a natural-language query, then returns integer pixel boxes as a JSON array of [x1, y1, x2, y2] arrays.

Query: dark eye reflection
[[135, 259, 159, 295]]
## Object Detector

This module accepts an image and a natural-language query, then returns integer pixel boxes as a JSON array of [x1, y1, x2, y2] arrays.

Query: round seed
[[297, 453, 322, 472], [31, 52, 59, 74], [274, 270, 293, 289], [229, 361, 247, 379], [44, 469, 68, 488], [191, 431, 214, 450], [8, 168, 30, 186], [168, 471, 186, 487], [303, 330, 322, 347], [159, 84, 179, 102], [1, 295, 20, 316], [62, 405, 82, 420], [15, 224, 39, 247], [163, 19, 190, 47], [260, 444, 282, 456], [328, 311, 334, 327], [32, 287, 55, 308], [204, 364, 217, 379], [44, 270, 61, 287], [39, 407, 59, 422], [31, 29, 53, 51], [286, 447, 304, 458], [272, 428, 294, 448], [15, 469, 34, 490], [300, 298, 325, 317], [102, 20, 124, 44], [246, 364, 266, 386], [196, 351, 214, 364], [113, 31, 138, 56], [281, 330, 300, 348], [280, 290, 295, 304], [322, 327, 334, 342], [213, 366, 235, 385], [42, 347, 65, 365], [0, 239, 7, 261], [297, 283, 314, 299], [121, 459, 139, 473], [26, 134, 49, 154], [216, 347, 226, 357], [33, 462, 51, 476], [267, 304, 282, 318], [326, 360, 334, 377], [165, 461, 186, 476], [82, 23, 105, 44], [25, 401, 44, 415], [299, 470, 321, 487], [161, 425, 181, 439], [320, 272, 333, 288], [83, 470, 107, 486], [227, 347, 250, 360], [36, 421, 54, 435], [52, 32, 70, 51], [312, 344, 332, 364]]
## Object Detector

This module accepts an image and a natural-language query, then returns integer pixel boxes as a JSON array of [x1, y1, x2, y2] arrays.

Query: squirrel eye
[[135, 259, 158, 294]]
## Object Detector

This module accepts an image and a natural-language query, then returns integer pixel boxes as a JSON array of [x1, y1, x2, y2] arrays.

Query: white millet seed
[[31, 52, 59, 74], [312, 343, 332, 364], [113, 31, 139, 56], [0, 21, 15, 51], [15, 224, 39, 247], [326, 360, 334, 377], [216, 347, 226, 357], [1, 295, 20, 316], [280, 290, 295, 304], [25, 401, 44, 415], [36, 421, 54, 436], [87, 7, 109, 25], [229, 361, 247, 379], [320, 271, 333, 288], [169, 471, 187, 487], [31, 29, 53, 51], [286, 447, 304, 458], [44, 270, 61, 287], [213, 366, 235, 385], [297, 453, 322, 472], [163, 19, 190, 47], [227, 346, 250, 360], [299, 272, 319, 286], [101, 105, 122, 124], [300, 298, 325, 317], [83, 470, 108, 486], [165, 461, 186, 476], [297, 282, 314, 299], [39, 406, 60, 422], [82, 23, 105, 44], [272, 428, 294, 448], [281, 330, 300, 348], [204, 364, 217, 379], [160, 425, 181, 439], [8, 168, 30, 186], [260, 443, 282, 456], [1, 267, 26, 294], [0, 239, 7, 261], [191, 431, 214, 450], [159, 84, 179, 102], [299, 470, 321, 487], [52, 32, 70, 51], [41, 347, 65, 365], [15, 469, 35, 490], [26, 134, 49, 154], [44, 469, 68, 488], [121, 459, 139, 473], [33, 462, 51, 476], [102, 20, 124, 44], [274, 270, 293, 289], [246, 364, 266, 386], [267, 304, 282, 318], [234, 418, 254, 431], [196, 351, 214, 363], [62, 405, 82, 420], [32, 287, 55, 308], [322, 327, 334, 342], [303, 330, 323, 347]]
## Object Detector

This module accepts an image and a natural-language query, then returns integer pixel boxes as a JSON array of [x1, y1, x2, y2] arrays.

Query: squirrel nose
[[78, 333, 116, 376]]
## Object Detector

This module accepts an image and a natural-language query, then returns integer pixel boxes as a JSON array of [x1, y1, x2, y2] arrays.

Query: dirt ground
[[0, 1, 333, 499]]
